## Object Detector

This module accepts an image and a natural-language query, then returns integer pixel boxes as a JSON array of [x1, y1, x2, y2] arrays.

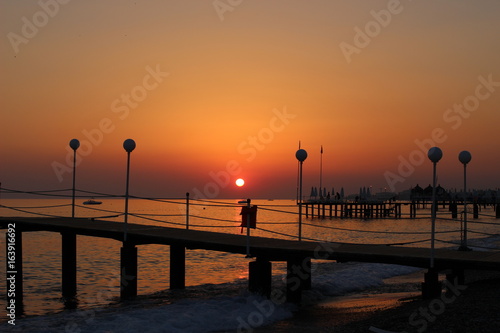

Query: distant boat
[[83, 199, 102, 205]]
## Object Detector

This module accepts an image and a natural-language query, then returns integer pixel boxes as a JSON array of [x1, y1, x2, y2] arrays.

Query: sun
[[235, 178, 245, 187]]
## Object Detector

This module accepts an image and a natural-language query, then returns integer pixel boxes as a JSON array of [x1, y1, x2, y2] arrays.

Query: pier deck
[[2, 217, 499, 269], [2, 217, 500, 306]]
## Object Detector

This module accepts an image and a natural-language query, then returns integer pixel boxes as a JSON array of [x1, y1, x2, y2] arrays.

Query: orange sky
[[1, 1, 499, 199]]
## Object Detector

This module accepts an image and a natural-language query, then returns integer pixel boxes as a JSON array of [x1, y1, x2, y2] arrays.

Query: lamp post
[[427, 147, 442, 268], [458, 150, 472, 251], [123, 139, 136, 242], [69, 139, 80, 218], [296, 148, 308, 241]]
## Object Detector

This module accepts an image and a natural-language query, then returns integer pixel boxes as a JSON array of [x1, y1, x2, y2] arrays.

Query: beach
[[252, 270, 500, 333]]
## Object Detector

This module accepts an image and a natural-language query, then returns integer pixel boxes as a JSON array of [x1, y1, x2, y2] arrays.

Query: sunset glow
[[1, 1, 499, 199], [235, 178, 245, 187]]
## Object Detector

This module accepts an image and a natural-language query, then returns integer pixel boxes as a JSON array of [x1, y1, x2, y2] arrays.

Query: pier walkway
[[2, 217, 500, 307]]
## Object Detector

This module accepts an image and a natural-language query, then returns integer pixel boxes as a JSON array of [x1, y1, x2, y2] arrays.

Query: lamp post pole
[[69, 139, 80, 218], [63, 139, 80, 301], [422, 147, 443, 299], [427, 147, 442, 268], [459, 151, 472, 251], [296, 149, 308, 241], [123, 139, 136, 243]]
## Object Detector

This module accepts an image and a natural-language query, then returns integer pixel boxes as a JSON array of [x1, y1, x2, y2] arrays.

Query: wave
[[1, 261, 421, 333]]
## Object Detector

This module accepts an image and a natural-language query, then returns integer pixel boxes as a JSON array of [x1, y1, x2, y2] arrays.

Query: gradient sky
[[1, 0, 499, 199]]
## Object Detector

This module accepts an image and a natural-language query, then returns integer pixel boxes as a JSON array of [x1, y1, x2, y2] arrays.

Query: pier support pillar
[[445, 269, 465, 299], [422, 268, 441, 299], [286, 256, 311, 303], [61, 232, 77, 301], [120, 242, 137, 300], [249, 257, 272, 298], [170, 244, 185, 289], [6, 225, 23, 314], [450, 202, 458, 219], [302, 257, 312, 290], [473, 204, 479, 219], [446, 269, 465, 288], [496, 204, 500, 218]]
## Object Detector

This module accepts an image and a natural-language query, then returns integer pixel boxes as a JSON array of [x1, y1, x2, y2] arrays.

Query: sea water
[[0, 198, 498, 332]]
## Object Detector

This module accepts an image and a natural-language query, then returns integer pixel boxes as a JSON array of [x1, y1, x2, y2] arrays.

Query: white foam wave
[[1, 261, 423, 332]]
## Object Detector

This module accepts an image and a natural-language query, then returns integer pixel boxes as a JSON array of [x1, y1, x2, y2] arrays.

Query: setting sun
[[235, 178, 245, 187]]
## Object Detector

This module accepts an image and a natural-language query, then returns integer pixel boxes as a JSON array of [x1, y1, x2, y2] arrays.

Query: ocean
[[1, 197, 499, 332]]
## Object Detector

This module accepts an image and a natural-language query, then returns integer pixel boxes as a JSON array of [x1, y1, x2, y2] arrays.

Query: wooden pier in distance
[[2, 216, 500, 309], [302, 200, 500, 219], [303, 201, 403, 219]]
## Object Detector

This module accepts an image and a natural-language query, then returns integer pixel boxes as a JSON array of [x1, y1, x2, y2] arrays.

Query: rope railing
[[181, 224, 236, 229], [0, 205, 69, 218], [0, 187, 72, 194], [1, 186, 498, 249], [254, 221, 296, 225], [475, 212, 500, 218], [255, 226, 297, 240], [302, 221, 460, 235], [465, 219, 500, 226], [386, 238, 432, 246], [189, 214, 238, 224], [0, 203, 72, 209], [0, 187, 73, 197], [189, 198, 242, 207], [127, 195, 187, 203], [128, 212, 185, 218], [74, 204, 124, 215], [467, 230, 500, 237], [257, 206, 298, 215], [128, 213, 186, 227], [435, 238, 500, 250]]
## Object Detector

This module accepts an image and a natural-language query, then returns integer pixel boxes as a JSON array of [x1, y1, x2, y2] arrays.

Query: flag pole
[[320, 145, 323, 198]]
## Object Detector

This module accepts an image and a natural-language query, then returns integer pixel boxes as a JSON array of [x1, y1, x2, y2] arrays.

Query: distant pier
[[302, 199, 500, 220], [303, 201, 402, 219]]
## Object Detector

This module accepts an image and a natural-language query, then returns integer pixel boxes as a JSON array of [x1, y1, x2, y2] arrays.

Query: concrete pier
[[61, 232, 77, 300], [249, 257, 272, 298], [120, 242, 138, 299], [170, 244, 186, 289], [2, 217, 500, 306]]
